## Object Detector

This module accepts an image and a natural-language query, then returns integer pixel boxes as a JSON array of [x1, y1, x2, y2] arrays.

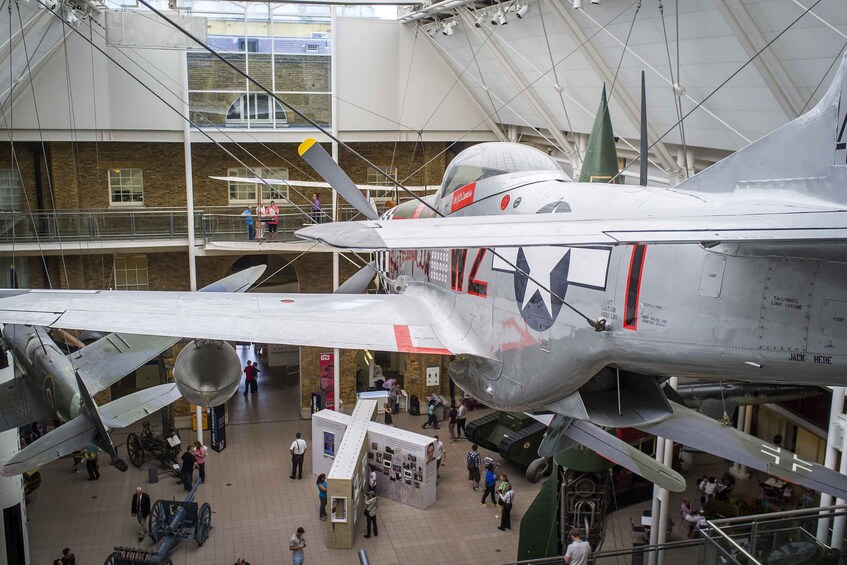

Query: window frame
[[108, 168, 145, 207], [0, 169, 23, 212], [227, 167, 289, 205], [113, 255, 149, 291], [366, 165, 398, 188]]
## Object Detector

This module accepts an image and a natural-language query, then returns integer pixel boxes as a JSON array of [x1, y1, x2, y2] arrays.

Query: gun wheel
[[149, 500, 168, 543], [126, 433, 144, 468], [195, 502, 212, 546]]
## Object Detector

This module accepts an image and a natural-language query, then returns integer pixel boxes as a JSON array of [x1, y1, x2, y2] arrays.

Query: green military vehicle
[[465, 411, 549, 479]]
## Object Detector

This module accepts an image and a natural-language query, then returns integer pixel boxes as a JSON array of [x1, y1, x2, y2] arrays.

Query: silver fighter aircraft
[[0, 266, 265, 476], [2, 56, 847, 495]]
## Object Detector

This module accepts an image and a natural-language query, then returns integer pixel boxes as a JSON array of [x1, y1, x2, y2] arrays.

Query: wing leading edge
[[294, 206, 847, 250], [0, 286, 488, 358]]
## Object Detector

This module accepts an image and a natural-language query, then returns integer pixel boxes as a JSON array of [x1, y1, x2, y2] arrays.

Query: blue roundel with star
[[513, 247, 572, 332]]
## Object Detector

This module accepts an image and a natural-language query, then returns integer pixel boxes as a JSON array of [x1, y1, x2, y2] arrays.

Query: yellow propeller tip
[[298, 138, 317, 156]]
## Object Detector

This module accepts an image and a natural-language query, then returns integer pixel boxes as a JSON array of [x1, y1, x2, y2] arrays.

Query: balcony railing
[[0, 208, 322, 245]]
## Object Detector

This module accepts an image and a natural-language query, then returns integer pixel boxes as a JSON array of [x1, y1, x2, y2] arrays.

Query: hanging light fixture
[[516, 2, 530, 18], [498, 8, 508, 25], [490, 8, 500, 25], [475, 13, 484, 27]]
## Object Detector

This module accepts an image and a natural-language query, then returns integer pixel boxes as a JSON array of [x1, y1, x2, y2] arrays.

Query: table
[[765, 478, 786, 489]]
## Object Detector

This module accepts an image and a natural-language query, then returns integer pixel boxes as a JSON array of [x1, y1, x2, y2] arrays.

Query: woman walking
[[193, 441, 207, 483], [317, 474, 328, 520]]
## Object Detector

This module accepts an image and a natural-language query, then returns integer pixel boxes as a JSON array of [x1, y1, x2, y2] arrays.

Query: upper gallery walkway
[[0, 207, 376, 256]]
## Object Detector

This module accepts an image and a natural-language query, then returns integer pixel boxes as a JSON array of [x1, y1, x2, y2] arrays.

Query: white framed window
[[0, 169, 23, 211], [0, 258, 28, 288], [227, 167, 289, 204], [225, 94, 288, 129], [109, 169, 144, 206], [367, 165, 398, 187], [114, 255, 149, 291]]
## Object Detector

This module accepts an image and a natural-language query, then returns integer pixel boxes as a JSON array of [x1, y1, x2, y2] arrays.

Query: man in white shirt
[[433, 435, 446, 478], [456, 403, 468, 439], [564, 528, 590, 564], [289, 432, 307, 480]]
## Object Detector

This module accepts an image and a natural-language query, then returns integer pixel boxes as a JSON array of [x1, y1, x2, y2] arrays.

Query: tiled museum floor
[[24, 348, 782, 564]]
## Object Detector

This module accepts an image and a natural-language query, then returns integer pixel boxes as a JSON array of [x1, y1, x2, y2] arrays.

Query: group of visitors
[[241, 200, 280, 241], [466, 443, 515, 531], [447, 401, 468, 439], [180, 440, 208, 491]]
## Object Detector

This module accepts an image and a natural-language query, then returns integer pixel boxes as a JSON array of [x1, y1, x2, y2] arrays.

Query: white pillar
[[0, 350, 29, 564], [647, 436, 666, 565], [731, 406, 753, 479], [195, 405, 203, 445], [330, 5, 341, 411], [656, 377, 677, 565], [831, 414, 847, 550], [818, 387, 845, 543], [182, 51, 197, 292]]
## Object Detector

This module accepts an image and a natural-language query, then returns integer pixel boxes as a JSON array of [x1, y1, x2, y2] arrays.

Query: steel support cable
[[80, 16, 338, 232], [607, 0, 640, 102], [96, 1, 322, 185], [422, 27, 575, 163], [389, 25, 420, 178], [418, 15, 662, 182], [5, 0, 62, 288], [539, 0, 576, 155], [31, 3, 327, 231], [456, 14, 504, 130], [659, 0, 688, 180], [397, 0, 640, 186], [799, 40, 847, 114], [87, 16, 104, 287], [577, 7, 751, 144], [68, 18, 376, 277], [606, 0, 824, 185]]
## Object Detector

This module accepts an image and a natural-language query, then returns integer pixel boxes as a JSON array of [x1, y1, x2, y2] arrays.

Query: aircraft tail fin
[[99, 383, 181, 429], [640, 401, 847, 501], [1, 415, 95, 476], [679, 53, 847, 203]]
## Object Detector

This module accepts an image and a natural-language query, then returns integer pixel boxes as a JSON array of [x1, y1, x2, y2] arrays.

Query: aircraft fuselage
[[4, 325, 82, 423], [385, 174, 846, 411]]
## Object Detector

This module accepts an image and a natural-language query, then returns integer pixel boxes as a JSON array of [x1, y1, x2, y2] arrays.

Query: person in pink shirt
[[193, 441, 208, 483]]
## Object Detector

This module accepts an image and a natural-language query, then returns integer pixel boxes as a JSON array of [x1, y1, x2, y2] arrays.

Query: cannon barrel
[[676, 383, 821, 408]]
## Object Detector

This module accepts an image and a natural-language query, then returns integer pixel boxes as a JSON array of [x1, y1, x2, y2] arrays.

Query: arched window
[[226, 94, 288, 128]]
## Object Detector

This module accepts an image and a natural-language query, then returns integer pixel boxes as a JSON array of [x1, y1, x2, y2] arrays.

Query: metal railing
[[0, 207, 324, 245], [699, 504, 847, 565], [503, 539, 701, 565]]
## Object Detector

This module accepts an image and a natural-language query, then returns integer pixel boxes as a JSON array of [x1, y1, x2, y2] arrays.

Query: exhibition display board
[[311, 409, 349, 478], [366, 422, 437, 510], [325, 399, 376, 549]]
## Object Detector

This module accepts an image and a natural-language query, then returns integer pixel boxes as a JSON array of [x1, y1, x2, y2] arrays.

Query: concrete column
[[182, 51, 197, 292], [0, 350, 29, 564], [656, 377, 678, 565], [731, 406, 753, 479], [819, 388, 846, 544], [195, 405, 203, 445], [831, 414, 847, 550], [648, 436, 666, 565]]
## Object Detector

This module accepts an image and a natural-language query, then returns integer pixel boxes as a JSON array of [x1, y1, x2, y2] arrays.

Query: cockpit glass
[[441, 143, 562, 194]]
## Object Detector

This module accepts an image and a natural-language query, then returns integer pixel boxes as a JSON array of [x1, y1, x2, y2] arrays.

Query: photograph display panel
[[366, 428, 437, 509]]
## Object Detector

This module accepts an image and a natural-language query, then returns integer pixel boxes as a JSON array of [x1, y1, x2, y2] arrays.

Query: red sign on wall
[[319, 352, 335, 410], [450, 182, 476, 213]]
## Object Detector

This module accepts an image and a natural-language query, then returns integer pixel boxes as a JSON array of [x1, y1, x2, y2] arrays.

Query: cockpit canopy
[[439, 142, 565, 196]]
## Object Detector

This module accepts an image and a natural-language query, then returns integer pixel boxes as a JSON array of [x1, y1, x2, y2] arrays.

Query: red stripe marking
[[393, 325, 451, 355], [623, 245, 647, 331], [411, 203, 426, 219]]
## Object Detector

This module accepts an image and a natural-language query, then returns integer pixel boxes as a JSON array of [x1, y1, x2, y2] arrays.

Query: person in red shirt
[[267, 200, 279, 241], [243, 360, 259, 395]]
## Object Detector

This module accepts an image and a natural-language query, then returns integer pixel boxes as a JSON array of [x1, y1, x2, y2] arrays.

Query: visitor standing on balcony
[[242, 206, 256, 241], [311, 193, 322, 224], [267, 200, 279, 240]]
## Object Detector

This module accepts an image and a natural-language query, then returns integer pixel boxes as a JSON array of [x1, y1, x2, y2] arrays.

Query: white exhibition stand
[[311, 398, 439, 549]]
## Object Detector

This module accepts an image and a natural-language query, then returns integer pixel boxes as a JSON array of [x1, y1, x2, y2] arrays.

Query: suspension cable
[[607, 0, 640, 102], [607, 0, 824, 185]]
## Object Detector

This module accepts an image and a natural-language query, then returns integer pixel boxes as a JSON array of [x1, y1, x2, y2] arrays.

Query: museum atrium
[[0, 0, 845, 563]]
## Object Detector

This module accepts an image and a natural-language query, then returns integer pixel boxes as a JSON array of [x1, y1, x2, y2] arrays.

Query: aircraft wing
[[69, 334, 180, 397], [99, 383, 181, 429], [0, 375, 53, 433], [66, 265, 267, 395], [295, 206, 847, 249], [1, 414, 96, 476], [639, 401, 847, 500], [0, 287, 487, 357]]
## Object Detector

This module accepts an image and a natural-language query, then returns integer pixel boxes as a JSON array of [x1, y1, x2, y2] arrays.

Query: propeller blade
[[298, 138, 379, 221], [334, 261, 378, 294]]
